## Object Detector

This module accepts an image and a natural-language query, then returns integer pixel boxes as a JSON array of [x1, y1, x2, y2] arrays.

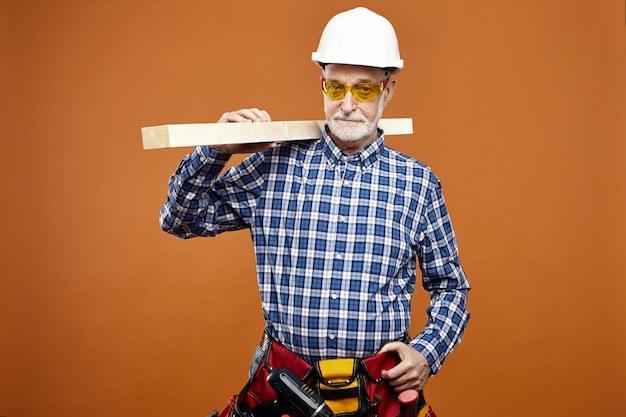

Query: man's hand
[[379, 342, 431, 392], [211, 108, 276, 154]]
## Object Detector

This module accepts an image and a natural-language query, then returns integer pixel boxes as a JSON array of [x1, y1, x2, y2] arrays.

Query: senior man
[[160, 7, 470, 417]]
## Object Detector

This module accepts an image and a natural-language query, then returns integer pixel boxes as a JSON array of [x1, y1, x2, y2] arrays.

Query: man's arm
[[160, 108, 276, 239], [381, 182, 470, 391], [411, 182, 471, 373], [160, 146, 236, 238]]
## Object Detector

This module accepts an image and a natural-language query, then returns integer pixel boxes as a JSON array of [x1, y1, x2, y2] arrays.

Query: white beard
[[327, 97, 384, 142]]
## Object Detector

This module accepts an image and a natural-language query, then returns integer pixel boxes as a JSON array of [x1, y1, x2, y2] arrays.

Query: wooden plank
[[141, 118, 413, 150]]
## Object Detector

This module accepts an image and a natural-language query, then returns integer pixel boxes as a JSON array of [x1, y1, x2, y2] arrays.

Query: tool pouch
[[309, 352, 432, 417], [219, 336, 313, 417], [312, 358, 367, 417]]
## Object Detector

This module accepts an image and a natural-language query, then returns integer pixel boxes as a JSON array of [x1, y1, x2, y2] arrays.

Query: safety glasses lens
[[324, 81, 346, 100], [322, 79, 384, 102], [352, 84, 379, 101]]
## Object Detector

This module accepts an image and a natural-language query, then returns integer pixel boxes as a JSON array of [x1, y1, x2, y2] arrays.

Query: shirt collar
[[321, 125, 385, 170]]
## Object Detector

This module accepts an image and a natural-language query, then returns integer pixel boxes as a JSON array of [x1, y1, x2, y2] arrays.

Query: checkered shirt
[[160, 129, 470, 374]]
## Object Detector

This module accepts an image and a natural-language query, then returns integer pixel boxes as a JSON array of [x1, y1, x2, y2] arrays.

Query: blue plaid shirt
[[160, 128, 470, 374]]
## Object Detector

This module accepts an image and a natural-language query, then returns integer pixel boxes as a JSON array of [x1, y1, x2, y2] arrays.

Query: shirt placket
[[327, 155, 359, 352]]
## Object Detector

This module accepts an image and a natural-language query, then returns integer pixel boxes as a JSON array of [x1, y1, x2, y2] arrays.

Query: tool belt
[[217, 332, 436, 417]]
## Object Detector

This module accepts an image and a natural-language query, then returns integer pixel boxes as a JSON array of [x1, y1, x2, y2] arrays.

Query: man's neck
[[328, 132, 378, 154]]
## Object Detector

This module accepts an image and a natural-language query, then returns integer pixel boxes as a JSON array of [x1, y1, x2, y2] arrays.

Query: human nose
[[340, 89, 358, 111]]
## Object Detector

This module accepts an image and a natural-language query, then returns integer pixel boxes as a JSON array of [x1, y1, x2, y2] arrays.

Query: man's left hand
[[379, 342, 431, 392]]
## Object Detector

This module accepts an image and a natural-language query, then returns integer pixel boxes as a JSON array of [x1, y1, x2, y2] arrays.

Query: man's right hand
[[211, 108, 276, 154]]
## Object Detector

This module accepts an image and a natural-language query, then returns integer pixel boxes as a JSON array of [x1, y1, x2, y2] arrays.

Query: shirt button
[[343, 180, 350, 186], [339, 215, 346, 222], [329, 334, 336, 340], [331, 293, 338, 299], [335, 254, 342, 260]]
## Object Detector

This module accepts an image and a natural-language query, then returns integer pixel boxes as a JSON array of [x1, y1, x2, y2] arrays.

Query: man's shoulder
[[381, 146, 437, 181]]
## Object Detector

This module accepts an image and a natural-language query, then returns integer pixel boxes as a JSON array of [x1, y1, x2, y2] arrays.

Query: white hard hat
[[311, 7, 403, 72]]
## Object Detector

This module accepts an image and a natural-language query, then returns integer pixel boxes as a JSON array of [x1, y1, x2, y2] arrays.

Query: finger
[[236, 108, 271, 122], [417, 376, 427, 390], [217, 111, 249, 123], [217, 109, 263, 123], [217, 109, 271, 123], [378, 341, 405, 356], [259, 109, 271, 122], [236, 108, 261, 122], [381, 360, 407, 380], [246, 108, 271, 122], [386, 374, 415, 393], [387, 373, 427, 393]]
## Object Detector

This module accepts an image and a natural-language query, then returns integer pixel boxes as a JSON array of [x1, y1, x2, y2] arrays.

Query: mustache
[[331, 112, 368, 122]]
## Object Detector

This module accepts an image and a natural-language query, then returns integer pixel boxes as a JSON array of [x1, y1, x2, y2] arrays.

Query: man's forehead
[[323, 64, 386, 80]]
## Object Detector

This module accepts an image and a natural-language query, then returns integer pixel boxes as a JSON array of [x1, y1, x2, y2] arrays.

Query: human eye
[[355, 83, 374, 93], [327, 81, 344, 91]]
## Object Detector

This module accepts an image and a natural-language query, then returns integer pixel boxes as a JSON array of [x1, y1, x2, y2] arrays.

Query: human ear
[[383, 79, 396, 105]]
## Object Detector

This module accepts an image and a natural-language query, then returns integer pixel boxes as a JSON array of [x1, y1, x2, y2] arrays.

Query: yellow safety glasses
[[321, 77, 389, 102]]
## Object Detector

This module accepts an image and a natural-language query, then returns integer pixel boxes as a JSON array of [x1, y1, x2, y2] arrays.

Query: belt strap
[[260, 330, 411, 356]]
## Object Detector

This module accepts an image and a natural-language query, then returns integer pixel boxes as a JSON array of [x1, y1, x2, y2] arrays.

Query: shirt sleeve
[[159, 146, 266, 239], [411, 182, 471, 375]]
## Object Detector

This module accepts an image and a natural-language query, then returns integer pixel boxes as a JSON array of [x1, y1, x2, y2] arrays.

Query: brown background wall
[[1, 1, 625, 416]]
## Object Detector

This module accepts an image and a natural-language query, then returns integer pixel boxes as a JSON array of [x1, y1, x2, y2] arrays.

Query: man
[[160, 7, 469, 417]]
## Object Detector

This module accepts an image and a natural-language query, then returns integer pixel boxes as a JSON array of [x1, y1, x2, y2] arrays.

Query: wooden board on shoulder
[[141, 118, 413, 150]]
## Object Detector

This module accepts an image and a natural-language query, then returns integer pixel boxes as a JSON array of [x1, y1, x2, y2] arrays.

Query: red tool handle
[[398, 389, 420, 417]]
